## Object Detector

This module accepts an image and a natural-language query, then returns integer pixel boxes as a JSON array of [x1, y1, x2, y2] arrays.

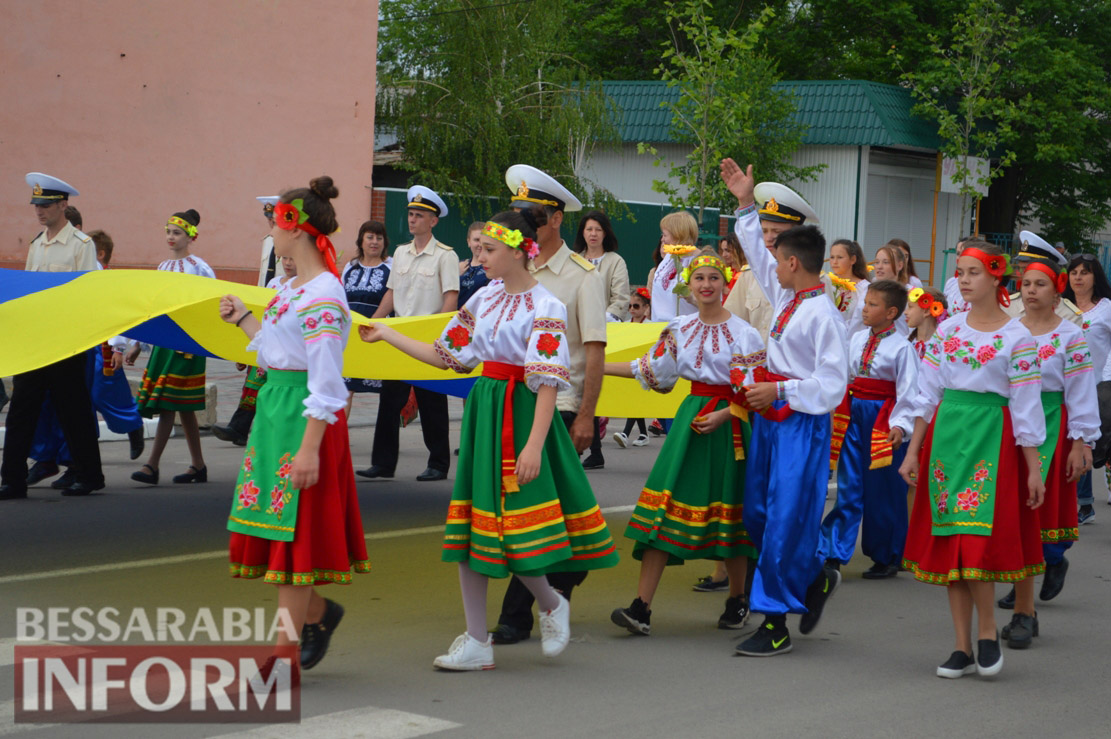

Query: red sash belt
[[752, 369, 795, 422], [690, 382, 746, 460], [830, 377, 897, 470], [482, 362, 526, 493]]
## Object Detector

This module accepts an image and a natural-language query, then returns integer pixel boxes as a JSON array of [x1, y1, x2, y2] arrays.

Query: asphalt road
[[2, 394, 1111, 738]]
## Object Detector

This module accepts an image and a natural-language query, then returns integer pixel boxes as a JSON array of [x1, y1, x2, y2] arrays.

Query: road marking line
[[216, 706, 460, 738], [0, 506, 637, 586]]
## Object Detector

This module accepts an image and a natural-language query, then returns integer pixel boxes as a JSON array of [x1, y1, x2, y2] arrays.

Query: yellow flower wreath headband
[[681, 254, 734, 284], [482, 221, 540, 259], [166, 216, 197, 239]]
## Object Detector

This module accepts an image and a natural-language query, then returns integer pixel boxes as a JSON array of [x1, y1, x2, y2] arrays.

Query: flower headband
[[167, 216, 197, 239], [634, 287, 651, 302], [1023, 261, 1069, 293], [680, 254, 734, 284], [273, 198, 339, 279], [482, 221, 539, 259], [907, 287, 947, 319], [960, 247, 1012, 306]]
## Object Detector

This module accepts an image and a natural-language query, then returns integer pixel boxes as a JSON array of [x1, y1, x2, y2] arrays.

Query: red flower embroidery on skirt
[[278, 462, 293, 479], [957, 488, 980, 511], [238, 480, 259, 508], [270, 486, 285, 514]]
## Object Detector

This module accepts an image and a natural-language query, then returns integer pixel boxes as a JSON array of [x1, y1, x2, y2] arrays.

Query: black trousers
[[1, 355, 103, 487], [371, 380, 450, 473], [495, 410, 589, 632]]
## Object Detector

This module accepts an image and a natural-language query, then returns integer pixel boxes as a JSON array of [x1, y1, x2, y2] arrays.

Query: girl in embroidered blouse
[[906, 286, 948, 359], [899, 240, 1046, 680], [994, 248, 1098, 648], [605, 249, 765, 636], [220, 177, 370, 683], [829, 239, 870, 337], [1061, 254, 1111, 520], [128, 209, 213, 487], [359, 211, 618, 672]]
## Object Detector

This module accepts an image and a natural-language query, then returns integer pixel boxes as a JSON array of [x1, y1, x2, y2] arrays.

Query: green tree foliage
[[893, 0, 1023, 232], [565, 0, 1111, 247], [643, 0, 821, 221], [376, 0, 621, 216]]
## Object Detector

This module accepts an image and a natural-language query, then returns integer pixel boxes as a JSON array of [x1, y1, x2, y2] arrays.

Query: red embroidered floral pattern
[[238, 480, 260, 509], [943, 327, 1005, 370], [536, 332, 561, 358], [445, 325, 471, 351], [956, 488, 980, 512]]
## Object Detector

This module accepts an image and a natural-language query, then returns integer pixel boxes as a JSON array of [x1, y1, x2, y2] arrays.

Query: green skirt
[[443, 376, 619, 578], [625, 395, 757, 564], [136, 346, 206, 417]]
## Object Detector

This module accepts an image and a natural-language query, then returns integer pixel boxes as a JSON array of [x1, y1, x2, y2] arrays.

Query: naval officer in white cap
[[1002, 230, 1085, 327], [361, 185, 459, 482], [1, 174, 104, 499], [489, 164, 609, 644]]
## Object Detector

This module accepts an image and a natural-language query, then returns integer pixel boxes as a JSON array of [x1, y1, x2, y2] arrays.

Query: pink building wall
[[0, 0, 378, 283]]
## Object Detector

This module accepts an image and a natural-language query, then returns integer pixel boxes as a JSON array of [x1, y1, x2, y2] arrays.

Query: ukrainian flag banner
[[0, 269, 687, 418]]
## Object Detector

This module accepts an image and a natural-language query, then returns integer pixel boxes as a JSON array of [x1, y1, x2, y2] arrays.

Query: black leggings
[[622, 418, 647, 436]]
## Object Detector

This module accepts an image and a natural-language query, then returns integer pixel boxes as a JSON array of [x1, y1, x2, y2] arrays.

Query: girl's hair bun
[[309, 176, 339, 200]]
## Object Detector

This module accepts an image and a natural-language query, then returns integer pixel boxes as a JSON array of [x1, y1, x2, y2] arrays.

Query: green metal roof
[[603, 79, 940, 150]]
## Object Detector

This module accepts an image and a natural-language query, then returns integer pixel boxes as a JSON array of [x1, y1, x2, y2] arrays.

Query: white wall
[[783, 145, 862, 249], [579, 144, 689, 204]]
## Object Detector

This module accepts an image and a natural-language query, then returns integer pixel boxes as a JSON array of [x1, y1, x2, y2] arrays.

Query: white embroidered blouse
[[912, 313, 1045, 448], [733, 205, 849, 415], [632, 314, 765, 392], [432, 281, 572, 394], [1078, 298, 1111, 383], [157, 255, 216, 278], [1030, 320, 1099, 443], [650, 253, 698, 322], [847, 325, 920, 436], [247, 273, 350, 423]]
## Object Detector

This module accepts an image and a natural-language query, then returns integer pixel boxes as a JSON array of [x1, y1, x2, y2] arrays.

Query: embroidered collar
[[871, 325, 897, 340], [859, 326, 895, 376], [796, 285, 825, 300]]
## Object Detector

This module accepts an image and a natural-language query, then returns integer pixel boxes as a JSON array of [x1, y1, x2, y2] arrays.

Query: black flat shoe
[[489, 623, 531, 645], [997, 586, 1015, 610], [211, 424, 247, 446], [26, 461, 60, 486], [131, 465, 159, 485], [62, 479, 105, 497], [1039, 557, 1069, 601], [0, 484, 28, 500], [416, 467, 447, 482], [356, 465, 394, 479], [862, 562, 899, 579], [300, 599, 344, 670], [172, 466, 207, 484], [50, 468, 78, 490], [128, 428, 145, 460]]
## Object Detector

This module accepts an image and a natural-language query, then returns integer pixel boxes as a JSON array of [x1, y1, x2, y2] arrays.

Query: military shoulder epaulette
[[29, 230, 45, 244], [436, 241, 454, 251], [75, 229, 91, 243], [569, 252, 596, 271]]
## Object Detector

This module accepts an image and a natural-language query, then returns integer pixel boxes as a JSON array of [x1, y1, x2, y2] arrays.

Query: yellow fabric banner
[[0, 270, 687, 417]]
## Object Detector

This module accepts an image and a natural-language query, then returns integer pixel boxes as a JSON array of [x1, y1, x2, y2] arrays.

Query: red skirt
[[229, 412, 371, 586], [1039, 404, 1079, 543], [903, 407, 1044, 584]]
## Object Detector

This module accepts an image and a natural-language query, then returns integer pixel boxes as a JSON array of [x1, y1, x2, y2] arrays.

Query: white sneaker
[[613, 432, 629, 448], [539, 593, 571, 658], [433, 633, 495, 671], [632, 434, 650, 447]]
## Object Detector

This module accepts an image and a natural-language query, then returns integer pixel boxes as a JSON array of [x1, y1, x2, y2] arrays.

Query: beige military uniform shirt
[[25, 221, 97, 272], [530, 242, 607, 413], [1003, 293, 1085, 327], [724, 266, 773, 343], [387, 235, 461, 317]]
